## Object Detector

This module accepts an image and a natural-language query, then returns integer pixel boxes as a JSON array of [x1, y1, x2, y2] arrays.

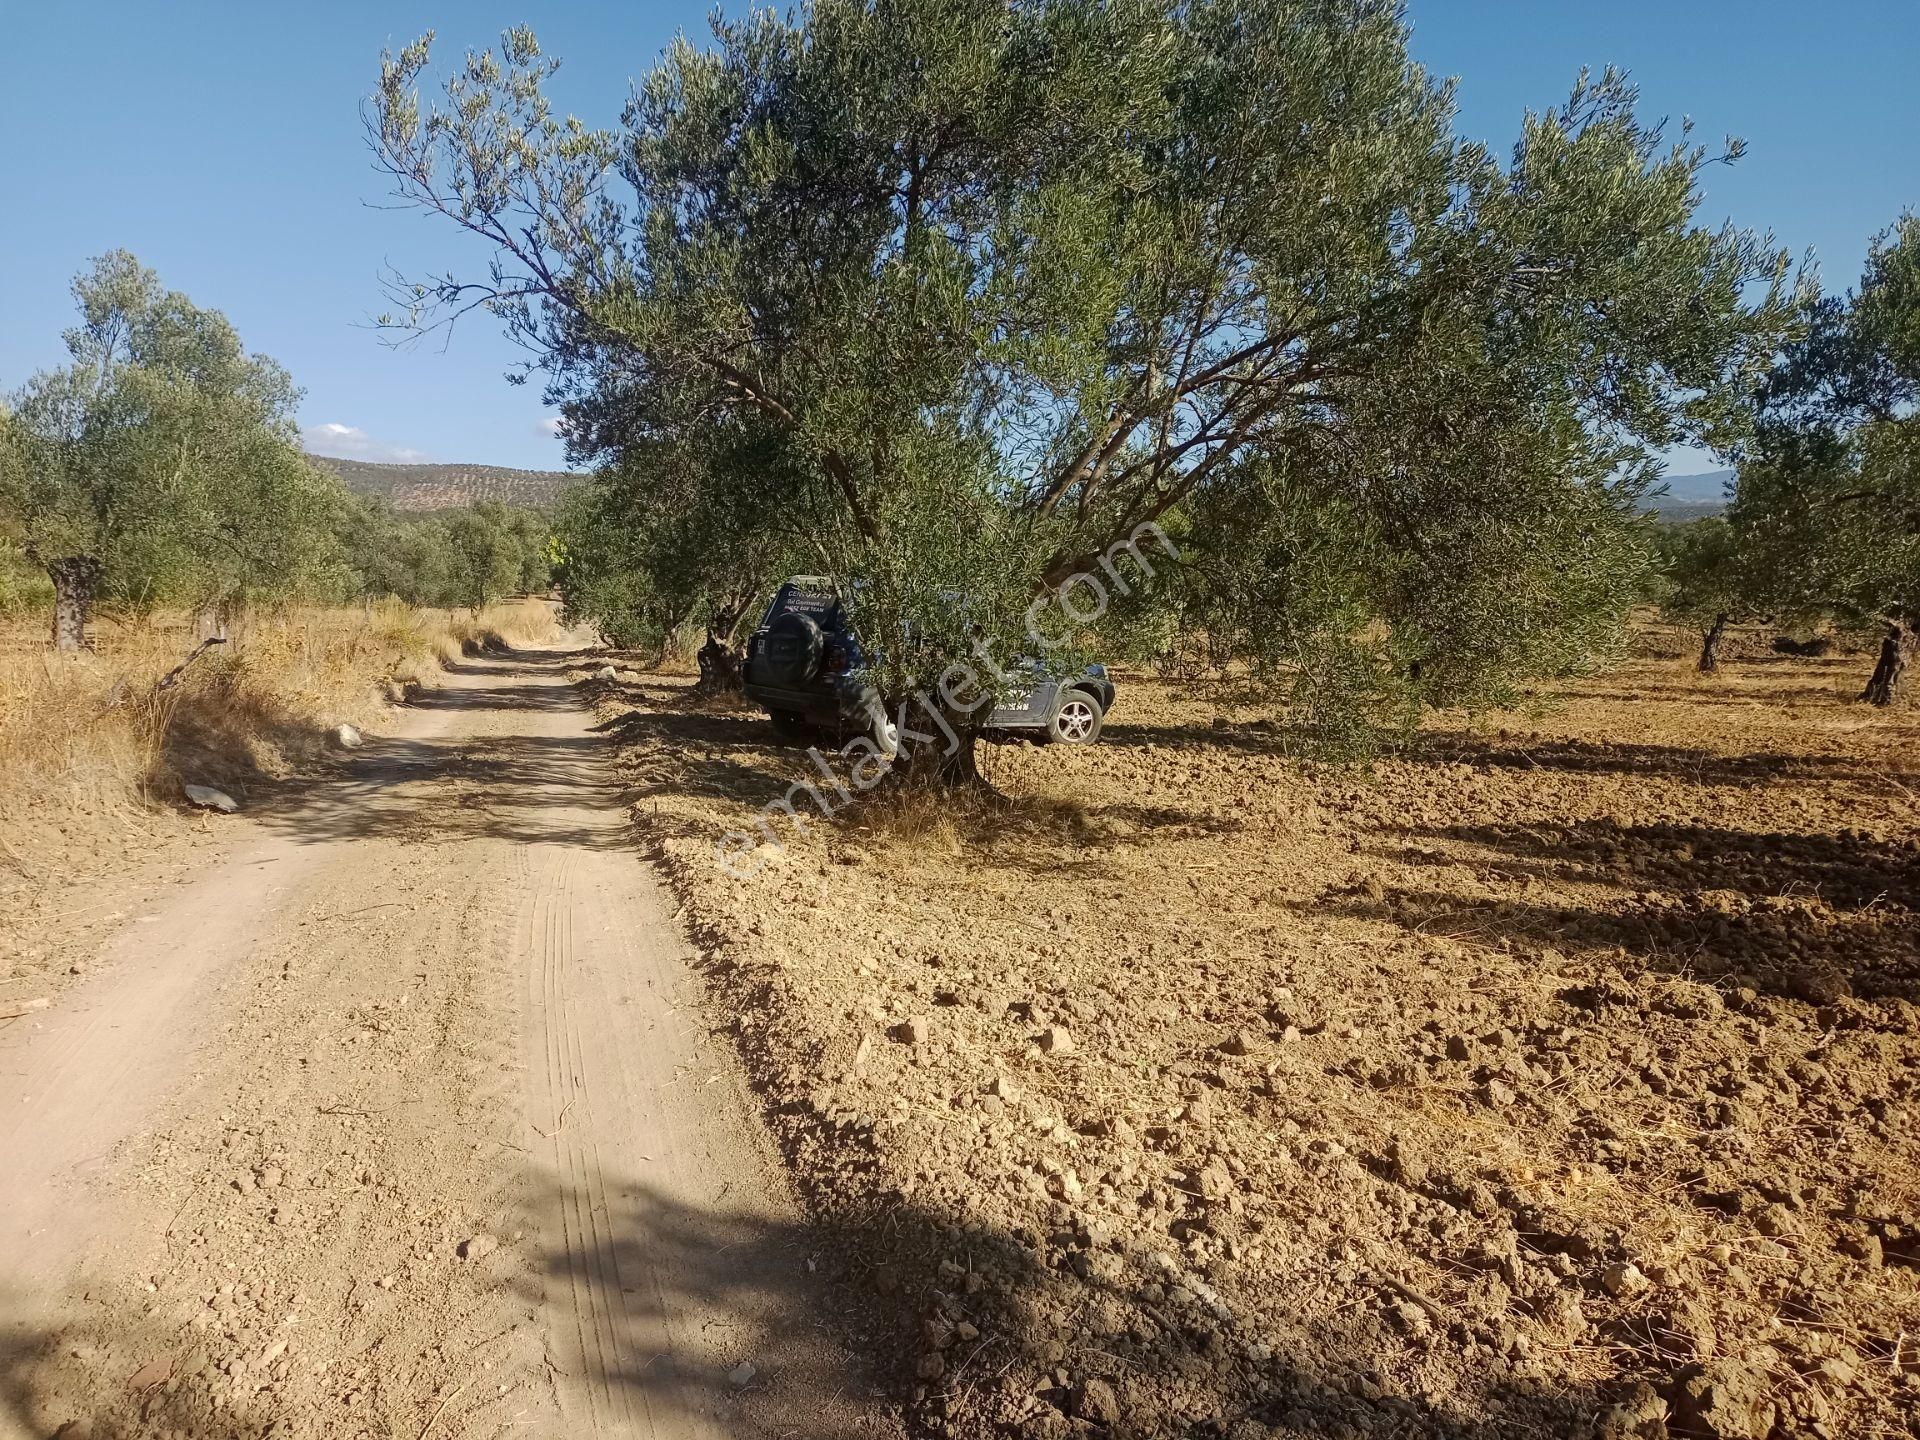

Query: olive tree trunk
[[1861, 618, 1915, 706], [891, 725, 982, 787], [194, 593, 238, 642], [693, 597, 750, 694], [48, 556, 104, 652], [1695, 612, 1729, 673], [876, 688, 986, 790], [695, 631, 742, 691]]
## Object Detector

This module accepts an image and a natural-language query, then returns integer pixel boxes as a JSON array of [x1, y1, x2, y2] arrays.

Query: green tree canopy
[[336, 495, 552, 611], [1733, 214, 1920, 703], [372, 2, 1797, 768], [443, 501, 524, 612], [1655, 517, 1760, 672], [553, 423, 800, 673], [0, 251, 345, 646]]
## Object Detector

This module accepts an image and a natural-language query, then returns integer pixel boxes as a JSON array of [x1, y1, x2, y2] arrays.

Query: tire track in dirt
[[0, 647, 896, 1440], [514, 741, 885, 1439], [528, 848, 653, 1435]]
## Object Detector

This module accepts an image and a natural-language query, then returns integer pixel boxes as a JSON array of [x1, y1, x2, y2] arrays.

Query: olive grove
[[371, 0, 1799, 772], [1731, 215, 1920, 705]]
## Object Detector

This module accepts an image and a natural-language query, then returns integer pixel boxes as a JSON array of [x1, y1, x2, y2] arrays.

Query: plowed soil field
[[584, 638, 1920, 1440]]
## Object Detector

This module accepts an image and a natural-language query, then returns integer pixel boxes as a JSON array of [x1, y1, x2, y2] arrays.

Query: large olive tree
[[1733, 215, 1920, 704], [371, 1, 1795, 775], [0, 252, 342, 648]]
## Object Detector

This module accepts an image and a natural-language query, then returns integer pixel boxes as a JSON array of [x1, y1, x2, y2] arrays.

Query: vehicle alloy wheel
[[1048, 692, 1104, 744]]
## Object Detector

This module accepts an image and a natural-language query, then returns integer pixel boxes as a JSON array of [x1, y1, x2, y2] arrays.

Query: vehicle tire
[[769, 708, 812, 739], [1046, 689, 1104, 745], [765, 611, 825, 684]]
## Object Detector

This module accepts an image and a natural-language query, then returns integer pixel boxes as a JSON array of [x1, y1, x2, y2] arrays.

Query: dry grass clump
[[0, 598, 561, 833], [834, 772, 1102, 857]]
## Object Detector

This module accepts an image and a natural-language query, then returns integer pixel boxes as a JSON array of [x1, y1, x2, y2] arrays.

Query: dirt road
[[0, 648, 891, 1440]]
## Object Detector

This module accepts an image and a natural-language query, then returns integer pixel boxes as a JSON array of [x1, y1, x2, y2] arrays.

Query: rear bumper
[[744, 679, 857, 719], [746, 675, 1117, 726]]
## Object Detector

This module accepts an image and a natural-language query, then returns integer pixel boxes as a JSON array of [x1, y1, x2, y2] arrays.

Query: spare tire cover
[[765, 611, 826, 684]]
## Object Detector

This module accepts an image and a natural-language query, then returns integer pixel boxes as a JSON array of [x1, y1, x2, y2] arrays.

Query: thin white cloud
[[300, 422, 431, 465], [536, 415, 567, 439]]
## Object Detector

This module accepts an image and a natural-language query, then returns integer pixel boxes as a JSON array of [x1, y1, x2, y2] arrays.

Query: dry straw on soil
[[0, 598, 560, 840]]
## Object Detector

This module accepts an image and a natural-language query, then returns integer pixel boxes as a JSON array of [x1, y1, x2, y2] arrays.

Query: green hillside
[[312, 456, 576, 512]]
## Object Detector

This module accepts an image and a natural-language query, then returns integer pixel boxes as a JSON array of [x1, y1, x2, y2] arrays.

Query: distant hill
[[312, 456, 577, 512], [1651, 499, 1727, 523], [1658, 469, 1735, 503], [312, 454, 1733, 520], [1646, 468, 1734, 521]]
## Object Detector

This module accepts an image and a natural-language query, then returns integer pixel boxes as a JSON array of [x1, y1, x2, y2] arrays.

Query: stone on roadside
[[1220, 1028, 1254, 1056], [1038, 1026, 1075, 1055], [1091, 1113, 1136, 1145], [1392, 1300, 1430, 1334], [727, 1360, 757, 1388], [458, 1233, 500, 1261], [1597, 1381, 1669, 1439], [184, 784, 239, 814], [333, 723, 363, 749], [1816, 1357, 1855, 1388], [1754, 1203, 1798, 1238]]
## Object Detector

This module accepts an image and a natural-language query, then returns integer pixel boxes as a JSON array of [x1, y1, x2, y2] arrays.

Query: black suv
[[742, 576, 1115, 745]]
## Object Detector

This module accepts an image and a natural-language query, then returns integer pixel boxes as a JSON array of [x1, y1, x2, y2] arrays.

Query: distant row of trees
[[0, 252, 553, 643], [1658, 216, 1919, 704], [342, 498, 552, 613]]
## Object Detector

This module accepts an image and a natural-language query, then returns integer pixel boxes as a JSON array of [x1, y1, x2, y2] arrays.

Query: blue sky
[[1, 2, 1914, 474]]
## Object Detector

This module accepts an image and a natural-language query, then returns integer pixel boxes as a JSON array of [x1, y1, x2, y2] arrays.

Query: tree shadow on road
[[406, 651, 599, 715], [0, 1288, 264, 1440], [515, 1174, 1629, 1440], [248, 650, 651, 852], [251, 731, 641, 851]]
